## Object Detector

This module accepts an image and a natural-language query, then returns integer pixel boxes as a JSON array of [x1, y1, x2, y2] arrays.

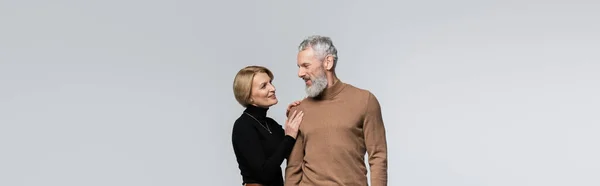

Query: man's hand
[[286, 100, 302, 116]]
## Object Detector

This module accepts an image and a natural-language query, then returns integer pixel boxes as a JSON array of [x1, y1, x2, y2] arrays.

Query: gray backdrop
[[1, 0, 599, 185]]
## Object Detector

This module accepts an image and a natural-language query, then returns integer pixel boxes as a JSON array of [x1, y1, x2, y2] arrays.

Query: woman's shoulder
[[232, 114, 252, 130], [232, 115, 261, 140]]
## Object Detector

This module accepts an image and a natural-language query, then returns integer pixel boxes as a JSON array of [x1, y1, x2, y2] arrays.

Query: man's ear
[[324, 55, 334, 70]]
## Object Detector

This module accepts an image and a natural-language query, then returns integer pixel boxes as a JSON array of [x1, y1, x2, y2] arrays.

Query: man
[[284, 35, 388, 186]]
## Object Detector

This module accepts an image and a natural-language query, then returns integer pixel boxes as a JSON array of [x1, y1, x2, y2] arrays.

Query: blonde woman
[[231, 66, 303, 186]]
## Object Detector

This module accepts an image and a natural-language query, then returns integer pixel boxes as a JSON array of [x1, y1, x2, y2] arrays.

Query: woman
[[231, 65, 304, 186]]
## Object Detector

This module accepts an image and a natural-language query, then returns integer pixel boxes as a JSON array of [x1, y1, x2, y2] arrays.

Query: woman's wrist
[[285, 134, 297, 140]]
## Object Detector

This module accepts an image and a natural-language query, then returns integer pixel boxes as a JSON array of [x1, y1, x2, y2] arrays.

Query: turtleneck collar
[[244, 104, 269, 121], [313, 79, 346, 100]]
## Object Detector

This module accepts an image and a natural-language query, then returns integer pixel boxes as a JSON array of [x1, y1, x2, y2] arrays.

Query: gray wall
[[1, 0, 598, 185]]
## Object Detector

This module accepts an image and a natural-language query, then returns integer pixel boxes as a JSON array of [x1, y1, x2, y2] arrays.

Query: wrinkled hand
[[285, 110, 304, 139], [286, 100, 302, 116]]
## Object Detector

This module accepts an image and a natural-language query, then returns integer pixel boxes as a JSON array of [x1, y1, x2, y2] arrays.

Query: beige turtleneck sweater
[[284, 80, 388, 186]]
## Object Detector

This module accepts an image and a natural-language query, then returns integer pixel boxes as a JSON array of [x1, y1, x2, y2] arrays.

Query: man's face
[[297, 48, 328, 97]]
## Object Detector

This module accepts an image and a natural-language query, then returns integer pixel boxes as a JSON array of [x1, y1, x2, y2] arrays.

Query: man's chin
[[305, 88, 322, 98]]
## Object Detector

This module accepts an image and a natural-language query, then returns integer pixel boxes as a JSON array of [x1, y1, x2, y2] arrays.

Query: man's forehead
[[298, 50, 317, 60], [297, 57, 313, 65]]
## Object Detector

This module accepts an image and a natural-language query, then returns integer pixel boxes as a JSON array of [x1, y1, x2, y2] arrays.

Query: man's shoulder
[[287, 100, 307, 117], [342, 82, 376, 98]]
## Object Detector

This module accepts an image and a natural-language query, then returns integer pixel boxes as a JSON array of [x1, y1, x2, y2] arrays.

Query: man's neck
[[326, 72, 338, 88]]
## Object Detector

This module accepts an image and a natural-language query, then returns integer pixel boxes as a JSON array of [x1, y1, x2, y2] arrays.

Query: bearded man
[[284, 35, 388, 186]]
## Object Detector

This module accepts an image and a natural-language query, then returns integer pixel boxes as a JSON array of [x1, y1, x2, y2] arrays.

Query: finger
[[294, 110, 302, 119], [296, 111, 303, 118], [296, 114, 303, 124], [297, 112, 304, 123], [294, 111, 304, 123], [290, 110, 298, 118]]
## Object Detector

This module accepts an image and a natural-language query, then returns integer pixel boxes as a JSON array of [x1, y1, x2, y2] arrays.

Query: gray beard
[[305, 73, 328, 98]]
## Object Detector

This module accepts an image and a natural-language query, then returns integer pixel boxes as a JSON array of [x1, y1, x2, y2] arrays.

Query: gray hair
[[298, 35, 338, 69]]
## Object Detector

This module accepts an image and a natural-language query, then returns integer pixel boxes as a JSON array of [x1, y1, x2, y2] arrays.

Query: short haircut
[[298, 35, 338, 69], [233, 65, 274, 107]]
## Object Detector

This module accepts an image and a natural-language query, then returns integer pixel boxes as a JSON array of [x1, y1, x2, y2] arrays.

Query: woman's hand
[[286, 100, 302, 116], [285, 110, 304, 139]]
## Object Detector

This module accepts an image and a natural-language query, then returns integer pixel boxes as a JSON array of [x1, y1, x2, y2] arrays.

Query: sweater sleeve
[[284, 107, 305, 186], [232, 120, 297, 183], [363, 92, 388, 186]]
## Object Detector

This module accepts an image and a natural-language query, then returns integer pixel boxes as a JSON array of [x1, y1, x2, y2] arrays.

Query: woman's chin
[[258, 99, 278, 108]]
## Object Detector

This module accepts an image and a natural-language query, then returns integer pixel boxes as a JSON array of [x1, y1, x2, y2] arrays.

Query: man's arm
[[363, 92, 388, 186], [284, 107, 305, 186]]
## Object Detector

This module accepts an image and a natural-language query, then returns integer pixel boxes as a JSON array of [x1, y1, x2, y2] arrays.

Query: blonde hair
[[233, 66, 274, 107]]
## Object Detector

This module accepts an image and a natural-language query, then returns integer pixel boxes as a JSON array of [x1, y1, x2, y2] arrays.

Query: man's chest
[[298, 101, 365, 136]]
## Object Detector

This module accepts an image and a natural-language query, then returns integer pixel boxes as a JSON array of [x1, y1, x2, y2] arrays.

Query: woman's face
[[249, 72, 278, 108]]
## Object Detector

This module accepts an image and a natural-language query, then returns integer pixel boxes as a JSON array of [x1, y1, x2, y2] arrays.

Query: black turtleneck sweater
[[231, 105, 296, 186]]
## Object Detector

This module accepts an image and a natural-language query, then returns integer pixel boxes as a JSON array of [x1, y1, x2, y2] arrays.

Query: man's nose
[[298, 69, 304, 78]]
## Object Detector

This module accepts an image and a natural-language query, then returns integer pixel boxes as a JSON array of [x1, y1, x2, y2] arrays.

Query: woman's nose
[[269, 84, 276, 92]]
